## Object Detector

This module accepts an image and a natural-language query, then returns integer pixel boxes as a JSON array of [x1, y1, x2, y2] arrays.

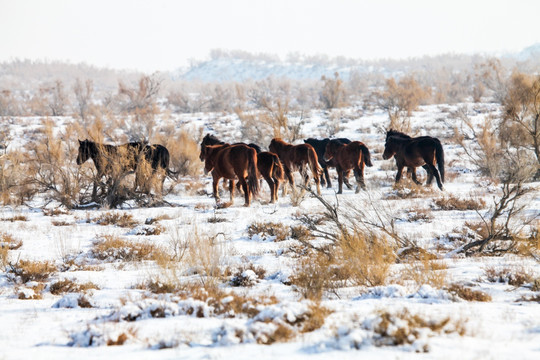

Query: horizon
[[1, 0, 539, 73]]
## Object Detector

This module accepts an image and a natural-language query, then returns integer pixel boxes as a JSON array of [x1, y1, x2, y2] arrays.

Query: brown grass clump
[[371, 308, 463, 349], [91, 235, 164, 262], [49, 279, 100, 295], [447, 283, 492, 302], [385, 181, 435, 199], [434, 195, 486, 211], [7, 259, 57, 283], [229, 263, 267, 287], [290, 225, 313, 242], [1, 214, 28, 222], [484, 265, 535, 287], [0, 232, 23, 250], [290, 253, 336, 301], [91, 212, 138, 228], [247, 221, 290, 242]]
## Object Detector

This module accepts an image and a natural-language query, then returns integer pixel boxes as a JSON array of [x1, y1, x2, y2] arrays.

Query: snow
[[1, 103, 540, 359]]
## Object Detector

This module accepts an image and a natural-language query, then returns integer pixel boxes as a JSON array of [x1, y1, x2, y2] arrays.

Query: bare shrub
[[500, 71, 540, 174], [290, 253, 335, 301], [434, 195, 486, 211], [164, 128, 201, 177], [184, 228, 229, 285]]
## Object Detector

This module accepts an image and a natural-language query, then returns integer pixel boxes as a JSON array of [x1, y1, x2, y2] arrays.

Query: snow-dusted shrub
[[49, 278, 99, 295], [247, 221, 289, 242], [6, 259, 56, 283], [446, 283, 491, 302], [90, 235, 164, 262], [434, 194, 486, 211]]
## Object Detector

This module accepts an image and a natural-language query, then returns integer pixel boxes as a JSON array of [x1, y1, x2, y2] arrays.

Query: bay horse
[[200, 134, 284, 203], [199, 143, 259, 207], [304, 137, 353, 189], [269, 138, 322, 195], [382, 130, 445, 190], [323, 140, 373, 193]]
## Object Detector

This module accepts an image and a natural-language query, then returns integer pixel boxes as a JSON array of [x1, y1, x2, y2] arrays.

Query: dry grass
[[447, 283, 492, 302], [7, 259, 57, 283], [91, 212, 138, 228], [91, 235, 165, 262], [247, 221, 290, 242], [434, 195, 486, 211], [385, 181, 436, 199], [399, 255, 448, 290], [1, 214, 28, 222], [0, 232, 23, 250], [49, 279, 100, 295], [229, 263, 267, 287]]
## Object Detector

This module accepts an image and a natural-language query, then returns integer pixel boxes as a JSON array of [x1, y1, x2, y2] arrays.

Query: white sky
[[1, 0, 539, 73]]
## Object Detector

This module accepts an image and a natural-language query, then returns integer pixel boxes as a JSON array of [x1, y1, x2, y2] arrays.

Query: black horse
[[76, 139, 174, 198], [383, 130, 445, 190], [303, 137, 352, 189]]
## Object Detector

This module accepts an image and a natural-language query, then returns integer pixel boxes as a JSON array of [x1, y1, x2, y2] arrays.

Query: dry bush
[[483, 265, 535, 287], [290, 225, 313, 242], [320, 72, 346, 109], [247, 221, 290, 242], [374, 75, 431, 132], [91, 211, 138, 228], [27, 119, 87, 208], [1, 214, 27, 222], [49, 279, 100, 295], [91, 235, 164, 262], [434, 195, 486, 211], [7, 259, 57, 283], [163, 128, 202, 177], [229, 262, 266, 287], [0, 150, 34, 206], [447, 283, 492, 302], [184, 228, 229, 284], [290, 253, 335, 301], [0, 247, 8, 268]]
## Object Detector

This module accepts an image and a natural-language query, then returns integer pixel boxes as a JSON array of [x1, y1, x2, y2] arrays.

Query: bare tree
[[73, 78, 94, 122], [320, 72, 346, 109]]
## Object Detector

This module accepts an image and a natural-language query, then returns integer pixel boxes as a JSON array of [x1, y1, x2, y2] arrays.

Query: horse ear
[[78, 139, 82, 144]]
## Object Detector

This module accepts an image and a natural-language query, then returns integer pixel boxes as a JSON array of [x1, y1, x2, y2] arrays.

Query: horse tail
[[360, 144, 373, 167], [308, 147, 323, 179], [247, 148, 260, 196], [272, 153, 284, 180], [434, 139, 445, 183]]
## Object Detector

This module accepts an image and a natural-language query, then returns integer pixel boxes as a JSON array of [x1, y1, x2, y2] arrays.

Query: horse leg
[[273, 177, 280, 203], [427, 164, 444, 190], [229, 179, 235, 204], [395, 165, 404, 183], [263, 175, 275, 203], [354, 164, 366, 192], [424, 165, 434, 185], [336, 168, 344, 194], [409, 167, 422, 185], [283, 167, 294, 196], [239, 177, 250, 206], [343, 170, 353, 190], [212, 175, 221, 204], [324, 167, 332, 188]]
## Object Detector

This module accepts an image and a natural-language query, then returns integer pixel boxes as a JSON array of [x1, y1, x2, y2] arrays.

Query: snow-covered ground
[[1, 103, 539, 360]]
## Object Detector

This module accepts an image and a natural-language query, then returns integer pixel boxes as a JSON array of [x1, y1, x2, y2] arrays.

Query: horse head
[[76, 139, 92, 165], [382, 137, 397, 160]]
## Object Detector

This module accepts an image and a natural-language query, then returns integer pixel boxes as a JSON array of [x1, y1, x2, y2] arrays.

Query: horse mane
[[387, 129, 411, 138]]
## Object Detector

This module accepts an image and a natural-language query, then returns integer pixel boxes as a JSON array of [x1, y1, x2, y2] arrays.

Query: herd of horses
[[76, 130, 445, 207]]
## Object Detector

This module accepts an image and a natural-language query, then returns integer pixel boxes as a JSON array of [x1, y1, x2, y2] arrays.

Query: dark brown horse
[[200, 134, 284, 203], [77, 139, 174, 198], [77, 139, 143, 199], [323, 140, 373, 193], [269, 138, 322, 195], [199, 143, 259, 207], [382, 130, 445, 190], [304, 137, 353, 189]]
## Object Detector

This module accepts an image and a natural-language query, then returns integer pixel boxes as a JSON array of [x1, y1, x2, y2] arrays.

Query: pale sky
[[1, 0, 539, 73]]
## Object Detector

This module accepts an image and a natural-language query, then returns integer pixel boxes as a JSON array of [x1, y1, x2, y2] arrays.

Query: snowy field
[[1, 103, 540, 360]]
